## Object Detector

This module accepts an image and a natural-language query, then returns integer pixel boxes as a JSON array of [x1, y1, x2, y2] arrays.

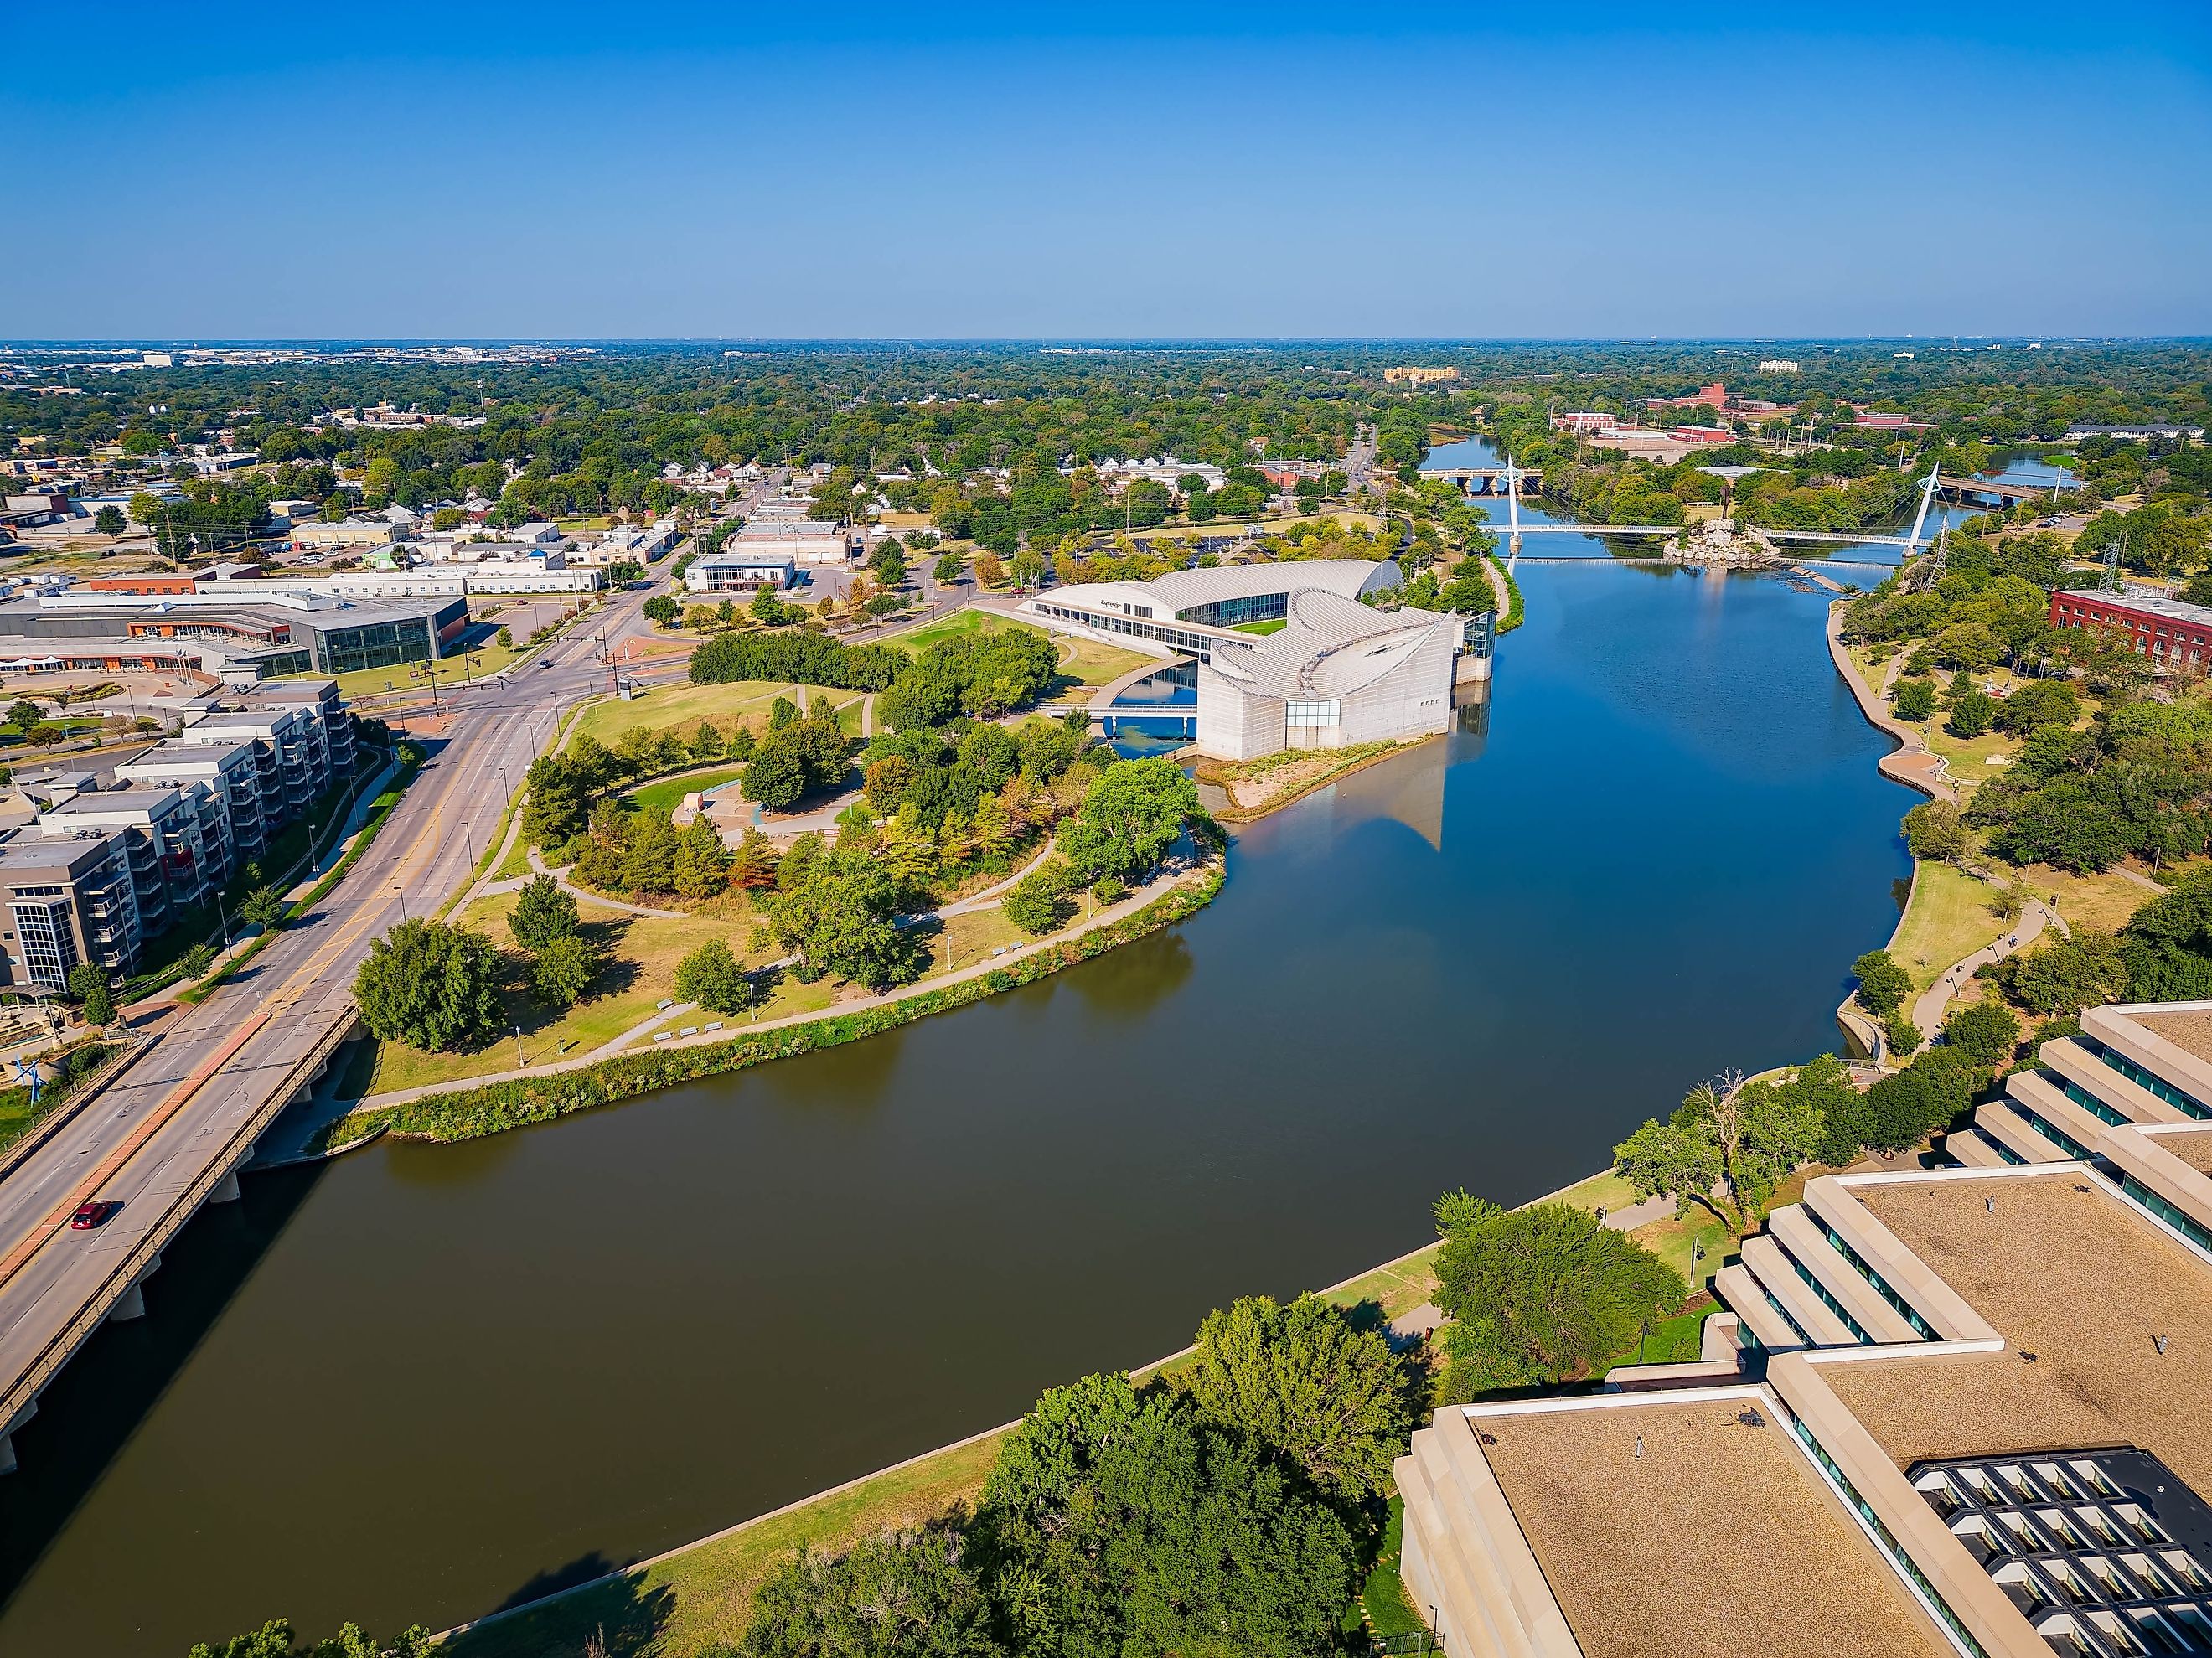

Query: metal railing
[[0, 1008, 355, 1431]]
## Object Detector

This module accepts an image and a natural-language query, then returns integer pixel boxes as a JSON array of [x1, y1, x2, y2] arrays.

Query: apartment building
[[36, 784, 227, 929], [0, 828, 142, 988], [113, 741, 263, 860]]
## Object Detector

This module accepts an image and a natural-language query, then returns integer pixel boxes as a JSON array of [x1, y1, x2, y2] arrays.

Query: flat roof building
[[686, 550, 796, 591], [0, 590, 468, 679], [1021, 560, 1470, 759], [0, 826, 141, 987], [1400, 999, 2212, 1658], [2052, 589, 2212, 673]]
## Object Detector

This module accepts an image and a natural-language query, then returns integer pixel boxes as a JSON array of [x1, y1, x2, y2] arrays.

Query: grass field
[[2021, 862, 2160, 934], [572, 682, 864, 750], [628, 766, 747, 816], [1232, 618, 1287, 635], [1889, 860, 2009, 990], [876, 607, 1154, 690]]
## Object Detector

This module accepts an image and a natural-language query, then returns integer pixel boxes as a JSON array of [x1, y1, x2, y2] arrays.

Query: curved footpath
[[1824, 600, 1956, 805], [330, 848, 1198, 1120]]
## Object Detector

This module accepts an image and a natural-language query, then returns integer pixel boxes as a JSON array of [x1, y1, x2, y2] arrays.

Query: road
[[0, 583, 670, 1463]]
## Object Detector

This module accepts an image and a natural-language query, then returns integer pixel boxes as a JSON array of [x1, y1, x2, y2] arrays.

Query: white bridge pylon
[[1503, 458, 1523, 570], [1904, 467, 1941, 557]]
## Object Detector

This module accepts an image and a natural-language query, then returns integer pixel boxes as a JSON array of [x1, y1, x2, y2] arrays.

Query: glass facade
[[320, 617, 432, 676], [1816, 1216, 1937, 1339], [1179, 591, 1288, 629], [10, 897, 77, 989], [1286, 700, 1341, 729], [1034, 602, 1220, 660], [2120, 1175, 2212, 1258], [2085, 1038, 2212, 1120], [1790, 1417, 1993, 1658]]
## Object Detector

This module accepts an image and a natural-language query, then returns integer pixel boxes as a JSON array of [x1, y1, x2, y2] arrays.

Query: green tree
[[353, 919, 504, 1051], [1001, 858, 1073, 935], [530, 932, 597, 1010], [1892, 678, 1937, 721], [1902, 800, 1969, 862], [182, 940, 216, 979], [187, 1619, 433, 1658], [5, 698, 41, 730], [870, 541, 907, 586], [1852, 948, 1913, 1020], [933, 550, 964, 586], [67, 962, 113, 1027], [1057, 757, 1197, 884], [1186, 1294, 1419, 1505], [508, 874, 579, 952], [1990, 931, 2132, 1015], [1615, 1070, 1824, 1233], [1943, 999, 2021, 1068], [674, 938, 752, 1012], [771, 850, 918, 989], [1947, 689, 1997, 737], [974, 1371, 1356, 1658], [95, 504, 126, 536], [740, 1532, 1002, 1658], [643, 594, 681, 625], [1884, 1012, 1925, 1057], [1993, 679, 2079, 735], [240, 885, 284, 932], [1431, 1196, 1684, 1397]]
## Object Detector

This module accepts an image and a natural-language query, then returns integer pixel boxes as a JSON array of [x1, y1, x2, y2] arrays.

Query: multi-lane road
[[0, 584, 673, 1469]]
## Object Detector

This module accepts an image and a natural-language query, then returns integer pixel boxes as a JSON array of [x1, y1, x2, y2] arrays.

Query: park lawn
[[572, 681, 856, 750], [1922, 724, 2018, 796], [1321, 1246, 1439, 1322], [875, 607, 1037, 651], [441, 1430, 1007, 1658], [1890, 860, 2008, 990], [2021, 863, 2158, 935], [628, 766, 747, 817], [1626, 1203, 1733, 1299], [0, 1082, 41, 1154], [291, 643, 539, 704], [359, 896, 772, 1095], [1050, 635, 1158, 690], [1232, 618, 1287, 635], [931, 906, 1030, 972]]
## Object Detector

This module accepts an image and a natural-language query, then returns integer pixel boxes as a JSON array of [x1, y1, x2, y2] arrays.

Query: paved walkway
[[328, 855, 1208, 1120], [525, 846, 686, 919], [1825, 602, 1956, 805], [1908, 893, 2067, 1041]]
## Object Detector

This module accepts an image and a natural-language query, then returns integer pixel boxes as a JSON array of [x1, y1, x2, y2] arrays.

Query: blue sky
[[6, 1, 2208, 339]]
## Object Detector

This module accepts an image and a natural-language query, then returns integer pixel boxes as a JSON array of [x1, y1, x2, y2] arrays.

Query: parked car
[[69, 1200, 118, 1230]]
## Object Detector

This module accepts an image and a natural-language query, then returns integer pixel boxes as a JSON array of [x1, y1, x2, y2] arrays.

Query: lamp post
[[514, 1023, 524, 1068], [393, 882, 407, 923]]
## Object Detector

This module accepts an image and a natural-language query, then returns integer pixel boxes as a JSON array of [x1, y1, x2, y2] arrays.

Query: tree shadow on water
[[444, 1555, 674, 1658]]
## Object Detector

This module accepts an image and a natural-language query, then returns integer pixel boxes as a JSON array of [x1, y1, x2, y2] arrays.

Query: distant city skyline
[[6, 1, 2208, 340]]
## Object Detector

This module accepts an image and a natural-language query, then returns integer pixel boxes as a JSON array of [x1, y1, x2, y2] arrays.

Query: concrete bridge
[[1935, 474, 2070, 506], [1423, 466, 1542, 496]]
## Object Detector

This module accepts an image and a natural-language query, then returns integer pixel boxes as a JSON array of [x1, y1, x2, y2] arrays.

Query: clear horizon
[[7, 0, 2208, 340]]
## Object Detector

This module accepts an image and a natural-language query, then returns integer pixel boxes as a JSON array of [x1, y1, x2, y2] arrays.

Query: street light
[[393, 882, 408, 923], [514, 1023, 524, 1068]]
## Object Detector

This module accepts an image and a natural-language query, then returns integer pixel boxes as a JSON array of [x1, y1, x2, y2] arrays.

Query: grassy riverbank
[[316, 865, 1223, 1152], [437, 1160, 1700, 1658]]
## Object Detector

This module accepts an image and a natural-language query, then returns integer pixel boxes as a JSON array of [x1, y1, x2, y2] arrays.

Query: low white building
[[686, 550, 795, 591], [1021, 559, 1465, 760]]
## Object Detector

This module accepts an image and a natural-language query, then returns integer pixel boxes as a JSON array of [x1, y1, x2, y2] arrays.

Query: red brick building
[[2049, 588, 2212, 670]]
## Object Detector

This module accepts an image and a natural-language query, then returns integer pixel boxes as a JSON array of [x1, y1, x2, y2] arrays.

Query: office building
[[1399, 999, 2212, 1658], [2051, 590, 2212, 673], [0, 589, 468, 681], [686, 550, 796, 591], [1021, 560, 1469, 758]]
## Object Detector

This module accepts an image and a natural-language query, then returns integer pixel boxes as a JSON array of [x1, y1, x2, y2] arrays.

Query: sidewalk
[[1907, 893, 2067, 1040], [1825, 602, 1956, 805]]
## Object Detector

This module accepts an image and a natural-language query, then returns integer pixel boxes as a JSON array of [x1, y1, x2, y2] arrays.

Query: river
[[0, 486, 1918, 1655]]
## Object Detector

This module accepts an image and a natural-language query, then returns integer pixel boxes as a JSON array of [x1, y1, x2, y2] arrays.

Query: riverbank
[[436, 1163, 1656, 1658], [311, 858, 1224, 1154]]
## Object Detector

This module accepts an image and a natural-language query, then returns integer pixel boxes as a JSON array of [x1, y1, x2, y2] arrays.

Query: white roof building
[[1021, 559, 1468, 760]]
